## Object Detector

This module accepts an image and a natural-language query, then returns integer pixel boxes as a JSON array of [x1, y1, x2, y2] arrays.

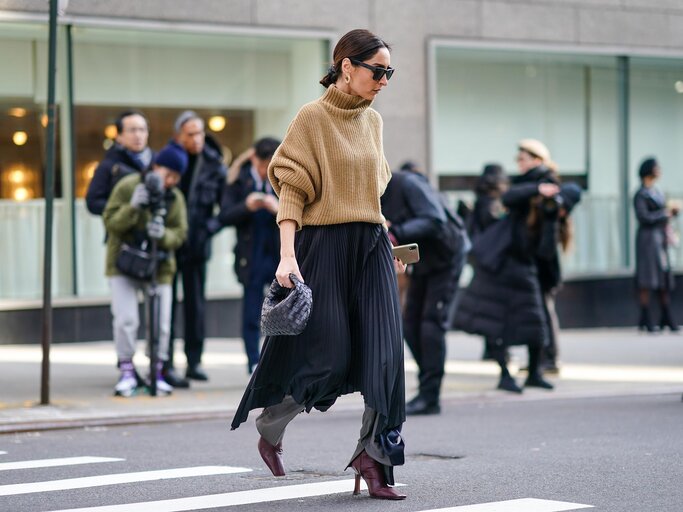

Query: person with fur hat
[[633, 157, 680, 332], [103, 141, 188, 397]]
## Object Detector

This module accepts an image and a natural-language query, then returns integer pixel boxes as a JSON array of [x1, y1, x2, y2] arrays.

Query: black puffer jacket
[[178, 135, 227, 263], [85, 144, 153, 215], [453, 166, 557, 346]]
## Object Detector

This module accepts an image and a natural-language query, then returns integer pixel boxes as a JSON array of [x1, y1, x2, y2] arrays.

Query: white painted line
[[0, 465, 251, 496], [47, 478, 380, 512], [0, 456, 123, 472], [0, 451, 7, 455], [418, 498, 593, 512]]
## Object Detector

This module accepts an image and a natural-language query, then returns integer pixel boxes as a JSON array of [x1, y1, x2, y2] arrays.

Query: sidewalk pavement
[[0, 329, 681, 434]]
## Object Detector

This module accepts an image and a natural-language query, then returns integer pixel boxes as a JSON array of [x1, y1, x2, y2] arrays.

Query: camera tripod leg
[[147, 283, 160, 397]]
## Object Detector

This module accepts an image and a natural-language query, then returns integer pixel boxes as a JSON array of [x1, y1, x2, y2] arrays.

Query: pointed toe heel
[[257, 436, 285, 477], [349, 450, 406, 500]]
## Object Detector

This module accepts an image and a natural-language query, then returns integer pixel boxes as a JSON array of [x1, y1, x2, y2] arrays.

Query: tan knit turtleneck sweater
[[268, 85, 391, 230]]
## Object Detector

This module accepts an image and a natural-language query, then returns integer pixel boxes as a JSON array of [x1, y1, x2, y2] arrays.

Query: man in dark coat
[[382, 161, 467, 415], [165, 111, 227, 386], [86, 110, 153, 215], [216, 137, 281, 374]]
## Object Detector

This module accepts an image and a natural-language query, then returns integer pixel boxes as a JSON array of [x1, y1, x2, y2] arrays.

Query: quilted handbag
[[260, 274, 313, 336]]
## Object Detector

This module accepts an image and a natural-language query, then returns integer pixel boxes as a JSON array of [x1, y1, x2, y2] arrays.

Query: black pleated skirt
[[230, 222, 405, 437]]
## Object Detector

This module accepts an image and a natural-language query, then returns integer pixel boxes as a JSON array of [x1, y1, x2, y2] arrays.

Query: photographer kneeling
[[103, 142, 189, 397]]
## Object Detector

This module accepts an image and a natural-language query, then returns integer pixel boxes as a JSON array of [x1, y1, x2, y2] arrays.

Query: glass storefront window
[[69, 26, 327, 299], [0, 23, 71, 301], [0, 20, 327, 301], [629, 57, 683, 270], [73, 106, 254, 198], [432, 46, 623, 276], [0, 23, 63, 202], [0, 102, 62, 201]]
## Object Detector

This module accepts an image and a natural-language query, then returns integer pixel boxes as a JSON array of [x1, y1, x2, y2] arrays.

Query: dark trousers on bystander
[[242, 256, 277, 373], [403, 265, 461, 407], [169, 260, 207, 369]]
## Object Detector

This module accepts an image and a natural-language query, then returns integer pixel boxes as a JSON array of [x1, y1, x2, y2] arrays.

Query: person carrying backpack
[[382, 161, 469, 415]]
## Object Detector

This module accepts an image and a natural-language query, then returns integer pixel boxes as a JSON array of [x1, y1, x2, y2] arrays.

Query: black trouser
[[169, 259, 207, 368], [403, 266, 460, 405]]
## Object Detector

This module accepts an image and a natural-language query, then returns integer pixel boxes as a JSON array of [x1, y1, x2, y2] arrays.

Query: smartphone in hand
[[391, 243, 420, 264]]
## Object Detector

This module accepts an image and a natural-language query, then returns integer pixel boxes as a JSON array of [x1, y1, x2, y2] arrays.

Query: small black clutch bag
[[260, 274, 313, 336]]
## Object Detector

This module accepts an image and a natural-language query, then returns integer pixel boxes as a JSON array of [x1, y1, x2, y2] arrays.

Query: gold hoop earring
[[344, 74, 350, 84]]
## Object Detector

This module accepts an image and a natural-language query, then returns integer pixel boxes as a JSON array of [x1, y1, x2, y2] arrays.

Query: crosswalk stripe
[[0, 456, 123, 472], [418, 498, 593, 512], [46, 478, 379, 512], [0, 465, 251, 496]]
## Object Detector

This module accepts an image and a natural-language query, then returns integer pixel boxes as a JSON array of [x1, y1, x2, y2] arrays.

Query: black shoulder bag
[[116, 237, 156, 281]]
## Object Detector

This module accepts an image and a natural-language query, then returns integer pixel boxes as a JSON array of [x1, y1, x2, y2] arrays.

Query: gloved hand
[[130, 184, 149, 209], [146, 218, 165, 240]]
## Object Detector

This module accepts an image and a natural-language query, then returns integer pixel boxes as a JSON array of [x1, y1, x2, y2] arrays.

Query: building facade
[[1, 0, 683, 341]]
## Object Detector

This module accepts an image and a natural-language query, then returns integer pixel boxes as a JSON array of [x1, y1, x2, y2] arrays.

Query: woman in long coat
[[454, 139, 560, 393], [230, 29, 407, 500], [466, 163, 508, 361], [634, 157, 679, 332]]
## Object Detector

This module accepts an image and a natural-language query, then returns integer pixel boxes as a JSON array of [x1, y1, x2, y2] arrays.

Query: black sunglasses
[[350, 59, 395, 81]]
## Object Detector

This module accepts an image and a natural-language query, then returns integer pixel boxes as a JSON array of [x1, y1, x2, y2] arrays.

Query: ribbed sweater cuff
[[276, 183, 306, 230]]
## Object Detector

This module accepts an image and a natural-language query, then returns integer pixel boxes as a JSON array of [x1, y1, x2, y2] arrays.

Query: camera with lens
[[541, 193, 563, 215], [144, 172, 166, 217]]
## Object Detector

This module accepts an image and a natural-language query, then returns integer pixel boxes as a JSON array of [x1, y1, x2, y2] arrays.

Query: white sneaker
[[114, 374, 138, 397], [155, 378, 173, 395]]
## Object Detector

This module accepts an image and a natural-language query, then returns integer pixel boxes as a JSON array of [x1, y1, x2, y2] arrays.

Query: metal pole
[[41, 0, 59, 405], [67, 24, 78, 296], [617, 56, 631, 268]]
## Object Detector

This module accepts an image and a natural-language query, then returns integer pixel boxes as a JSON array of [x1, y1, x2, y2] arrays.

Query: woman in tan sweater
[[231, 29, 407, 500]]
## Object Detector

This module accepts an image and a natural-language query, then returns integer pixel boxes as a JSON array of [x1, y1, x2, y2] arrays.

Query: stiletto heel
[[349, 450, 406, 500]]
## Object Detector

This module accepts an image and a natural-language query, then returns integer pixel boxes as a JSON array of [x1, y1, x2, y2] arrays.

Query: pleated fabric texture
[[231, 222, 405, 443]]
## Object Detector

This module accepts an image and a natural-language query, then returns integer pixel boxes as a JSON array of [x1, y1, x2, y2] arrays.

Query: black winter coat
[[382, 170, 457, 275], [216, 163, 280, 285], [453, 166, 556, 346], [468, 195, 503, 238], [178, 136, 227, 263], [85, 144, 153, 215]]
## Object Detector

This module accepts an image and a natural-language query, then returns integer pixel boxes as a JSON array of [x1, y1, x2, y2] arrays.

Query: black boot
[[524, 345, 554, 390], [639, 306, 656, 333], [493, 347, 522, 393], [497, 373, 523, 393], [659, 305, 680, 332], [162, 365, 190, 388]]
